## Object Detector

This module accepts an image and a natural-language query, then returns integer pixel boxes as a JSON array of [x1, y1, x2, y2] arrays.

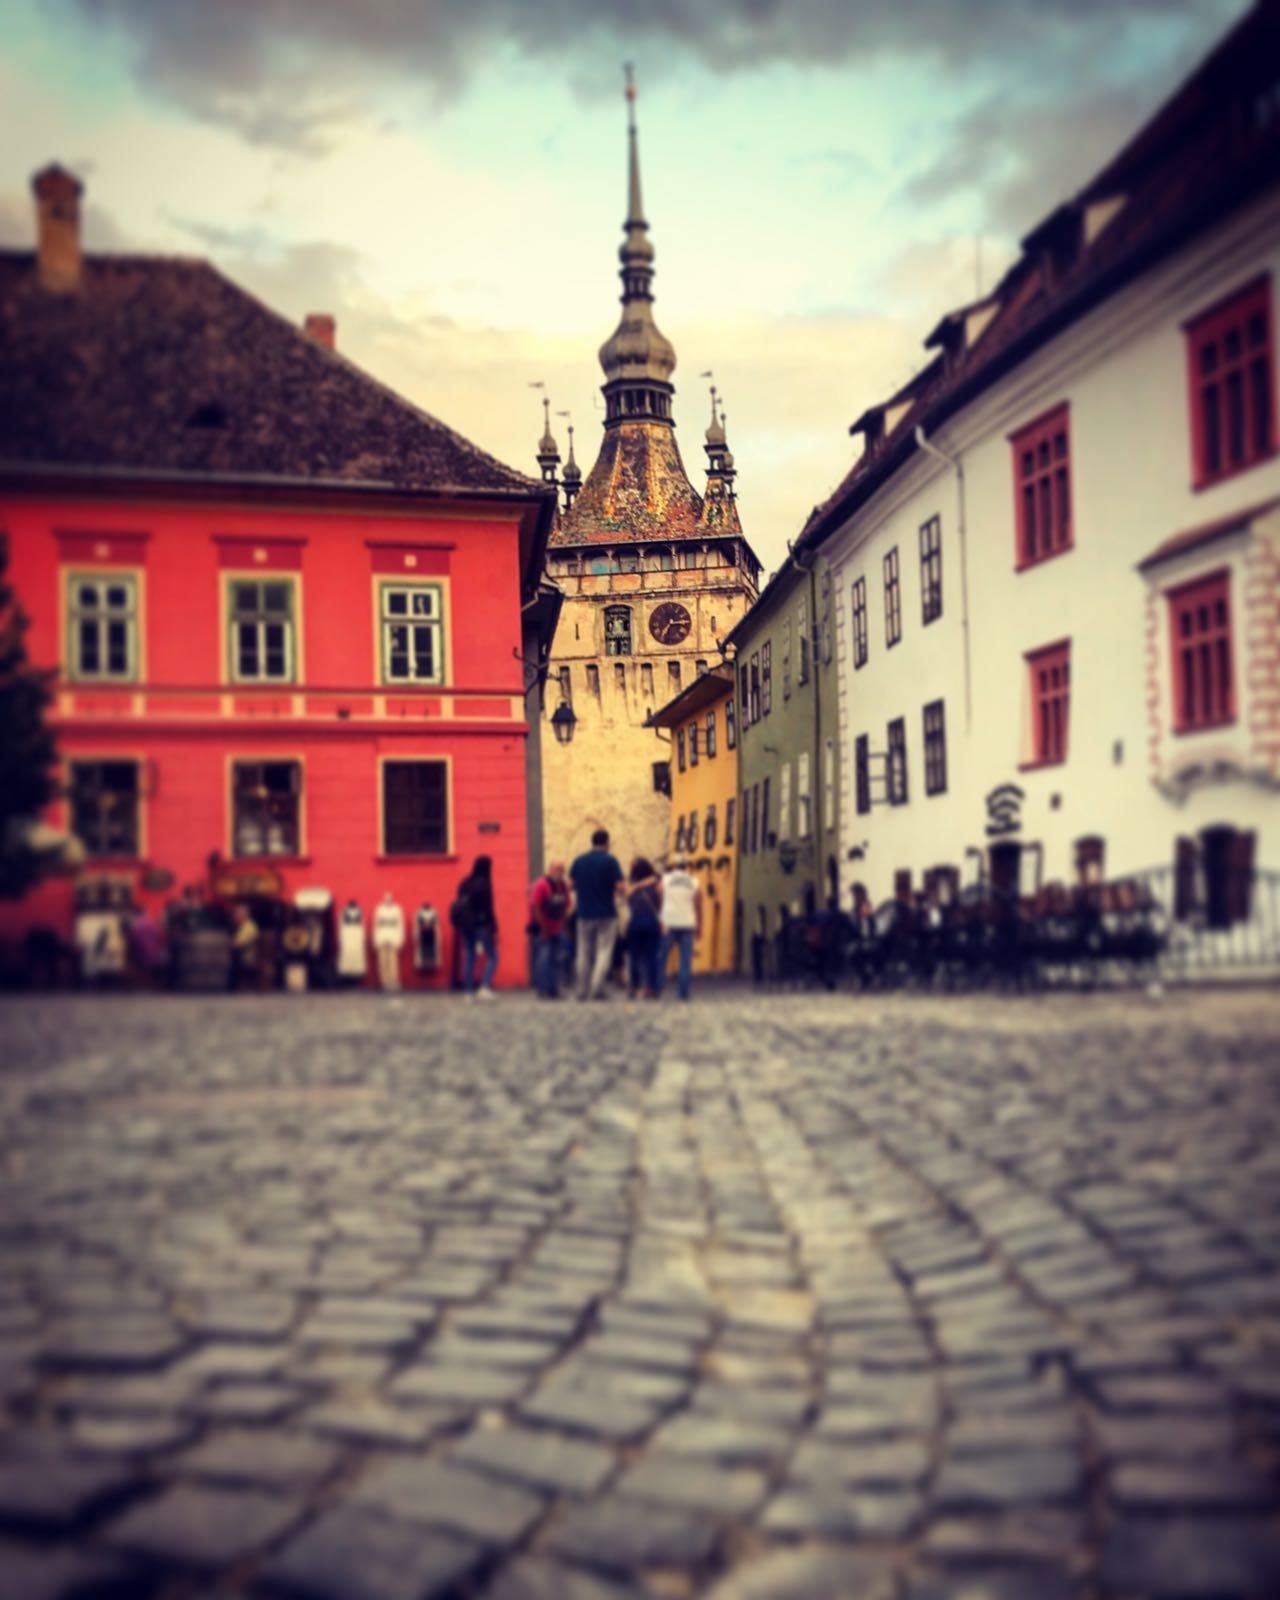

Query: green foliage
[[0, 533, 58, 898]]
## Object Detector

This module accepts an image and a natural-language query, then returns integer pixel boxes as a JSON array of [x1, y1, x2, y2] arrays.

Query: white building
[[807, 3, 1280, 934]]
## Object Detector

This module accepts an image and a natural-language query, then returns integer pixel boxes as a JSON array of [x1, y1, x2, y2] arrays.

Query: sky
[[0, 0, 1249, 574]]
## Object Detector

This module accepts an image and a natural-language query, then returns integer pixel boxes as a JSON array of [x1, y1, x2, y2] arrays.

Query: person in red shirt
[[529, 860, 571, 999]]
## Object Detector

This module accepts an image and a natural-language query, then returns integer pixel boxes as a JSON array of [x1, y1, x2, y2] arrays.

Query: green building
[[727, 549, 841, 976]]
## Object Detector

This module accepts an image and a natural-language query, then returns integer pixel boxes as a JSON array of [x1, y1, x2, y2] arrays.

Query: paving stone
[[176, 1428, 338, 1489], [790, 1434, 931, 1486], [485, 1556, 646, 1600], [1100, 1515, 1280, 1597], [390, 1363, 529, 1406], [615, 1454, 768, 1517], [176, 1296, 297, 1341], [40, 1321, 187, 1373], [0, 1455, 143, 1533], [549, 1498, 720, 1572], [1107, 1460, 1277, 1512], [102, 1481, 302, 1567], [921, 1510, 1087, 1567], [257, 1503, 483, 1600], [907, 1570, 1081, 1600], [450, 1423, 615, 1495], [519, 1384, 657, 1442], [705, 1546, 897, 1599], [350, 1456, 546, 1544], [301, 1396, 439, 1448], [650, 1412, 791, 1464], [0, 1539, 138, 1600], [188, 1381, 304, 1424], [933, 1448, 1083, 1510], [67, 1413, 198, 1456]]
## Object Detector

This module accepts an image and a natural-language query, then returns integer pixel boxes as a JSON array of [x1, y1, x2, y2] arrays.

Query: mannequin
[[337, 899, 367, 983], [372, 892, 406, 991]]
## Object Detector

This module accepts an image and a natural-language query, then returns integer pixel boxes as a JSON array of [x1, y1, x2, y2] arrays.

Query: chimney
[[32, 163, 84, 293], [304, 313, 335, 351]]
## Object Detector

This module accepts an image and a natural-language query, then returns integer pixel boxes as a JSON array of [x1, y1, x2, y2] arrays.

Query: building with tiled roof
[[0, 165, 560, 988], [537, 76, 762, 877], [768, 0, 1280, 943]]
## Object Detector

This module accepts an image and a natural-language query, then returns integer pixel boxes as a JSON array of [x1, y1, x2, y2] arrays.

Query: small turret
[[562, 422, 582, 509], [703, 385, 735, 500], [535, 395, 561, 486]]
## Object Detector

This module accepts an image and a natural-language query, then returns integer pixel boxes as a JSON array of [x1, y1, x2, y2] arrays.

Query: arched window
[[604, 606, 632, 656]]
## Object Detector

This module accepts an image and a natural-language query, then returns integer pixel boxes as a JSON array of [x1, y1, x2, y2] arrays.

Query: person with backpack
[[453, 856, 498, 1000], [529, 859, 571, 999], [624, 857, 663, 999]]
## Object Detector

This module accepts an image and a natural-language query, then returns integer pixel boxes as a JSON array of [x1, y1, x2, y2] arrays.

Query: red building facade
[[0, 166, 556, 987]]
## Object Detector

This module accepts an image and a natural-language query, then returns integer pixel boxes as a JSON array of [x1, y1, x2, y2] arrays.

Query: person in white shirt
[[371, 892, 405, 991], [657, 858, 702, 1001]]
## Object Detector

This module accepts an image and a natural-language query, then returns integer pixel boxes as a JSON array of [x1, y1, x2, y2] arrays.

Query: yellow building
[[649, 665, 739, 974]]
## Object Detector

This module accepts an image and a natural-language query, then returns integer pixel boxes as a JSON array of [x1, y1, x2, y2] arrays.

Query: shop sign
[[478, 821, 501, 834], [141, 865, 175, 892], [984, 783, 1025, 838], [213, 865, 284, 899]]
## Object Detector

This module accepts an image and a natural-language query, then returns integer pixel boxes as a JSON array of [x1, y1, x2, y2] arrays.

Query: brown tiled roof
[[0, 252, 544, 500], [801, 1, 1280, 553], [1137, 494, 1280, 572], [550, 420, 704, 545]]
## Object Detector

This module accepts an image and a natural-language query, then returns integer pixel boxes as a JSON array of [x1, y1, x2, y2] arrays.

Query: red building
[[0, 165, 558, 987]]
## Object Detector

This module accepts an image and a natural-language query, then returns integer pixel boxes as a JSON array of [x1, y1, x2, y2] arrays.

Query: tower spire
[[532, 387, 560, 485], [596, 65, 677, 429]]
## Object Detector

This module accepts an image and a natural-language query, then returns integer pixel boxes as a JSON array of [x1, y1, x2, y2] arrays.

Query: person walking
[[456, 855, 499, 1000], [658, 857, 702, 1001], [624, 858, 663, 999], [569, 828, 623, 1001], [372, 891, 405, 992], [529, 860, 571, 999]]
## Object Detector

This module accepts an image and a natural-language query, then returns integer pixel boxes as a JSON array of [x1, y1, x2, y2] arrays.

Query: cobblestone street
[[1, 988, 1279, 1599]]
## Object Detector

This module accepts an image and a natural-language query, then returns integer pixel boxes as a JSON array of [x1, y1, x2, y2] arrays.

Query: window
[[884, 548, 901, 647], [652, 761, 671, 796], [618, 552, 639, 574], [706, 709, 717, 759], [739, 666, 752, 728], [726, 696, 737, 749], [1185, 277, 1274, 487], [704, 805, 717, 851], [923, 699, 947, 796], [380, 582, 444, 685], [690, 723, 700, 767], [675, 815, 687, 853], [1011, 405, 1072, 567], [761, 641, 773, 715], [383, 760, 448, 855], [1169, 570, 1234, 732], [232, 760, 301, 857], [798, 596, 811, 683], [797, 751, 812, 838], [851, 578, 868, 669], [760, 775, 771, 847], [586, 663, 600, 695], [604, 606, 632, 656], [696, 659, 708, 677], [725, 797, 736, 846], [641, 662, 653, 697], [677, 727, 687, 772], [70, 760, 139, 858], [746, 785, 757, 855], [823, 737, 835, 831], [69, 573, 137, 681], [688, 811, 698, 852], [887, 716, 908, 805], [230, 579, 295, 683], [614, 662, 626, 692], [820, 568, 833, 664], [855, 734, 871, 815], [919, 517, 942, 624], [669, 661, 681, 690], [1027, 641, 1070, 765], [749, 654, 761, 721], [779, 761, 792, 841], [782, 618, 792, 700], [557, 665, 572, 702], [1075, 835, 1105, 886], [1177, 826, 1256, 929]]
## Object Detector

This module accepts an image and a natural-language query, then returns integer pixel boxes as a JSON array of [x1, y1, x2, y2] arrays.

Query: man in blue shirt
[[569, 828, 624, 1000]]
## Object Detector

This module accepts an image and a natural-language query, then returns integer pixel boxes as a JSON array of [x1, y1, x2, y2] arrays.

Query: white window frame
[[380, 581, 444, 686], [823, 737, 835, 831], [68, 572, 138, 682], [779, 760, 793, 842], [797, 750, 812, 838], [228, 577, 296, 684]]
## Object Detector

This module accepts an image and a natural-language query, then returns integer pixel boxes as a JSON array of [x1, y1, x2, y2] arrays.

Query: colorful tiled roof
[[550, 420, 705, 545]]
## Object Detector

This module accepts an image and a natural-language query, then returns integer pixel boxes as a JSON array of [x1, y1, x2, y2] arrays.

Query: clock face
[[649, 601, 692, 646]]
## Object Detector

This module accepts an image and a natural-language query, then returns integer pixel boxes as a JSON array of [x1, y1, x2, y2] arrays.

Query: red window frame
[[1026, 640, 1070, 766], [1168, 568, 1235, 733], [1184, 276, 1275, 489], [1010, 403, 1072, 569]]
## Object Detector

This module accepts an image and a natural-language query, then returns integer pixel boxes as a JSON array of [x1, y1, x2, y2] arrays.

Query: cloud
[[67, 0, 1242, 153]]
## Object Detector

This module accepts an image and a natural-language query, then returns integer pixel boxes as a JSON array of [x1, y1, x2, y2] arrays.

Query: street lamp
[[550, 700, 577, 746]]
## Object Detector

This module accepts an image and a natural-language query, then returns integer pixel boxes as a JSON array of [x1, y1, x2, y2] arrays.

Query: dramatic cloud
[[69, 0, 1242, 153]]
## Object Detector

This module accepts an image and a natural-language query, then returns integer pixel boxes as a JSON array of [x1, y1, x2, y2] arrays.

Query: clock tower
[[538, 72, 761, 875]]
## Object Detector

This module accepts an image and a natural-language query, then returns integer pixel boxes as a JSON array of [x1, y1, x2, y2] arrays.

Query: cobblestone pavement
[[1, 987, 1280, 1599]]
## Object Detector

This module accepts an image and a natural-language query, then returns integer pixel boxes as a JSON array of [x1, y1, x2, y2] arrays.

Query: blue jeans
[[658, 927, 695, 1000], [465, 927, 498, 991], [533, 932, 568, 996], [627, 927, 661, 996]]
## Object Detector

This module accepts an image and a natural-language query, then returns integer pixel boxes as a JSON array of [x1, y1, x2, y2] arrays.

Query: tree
[[0, 533, 58, 898]]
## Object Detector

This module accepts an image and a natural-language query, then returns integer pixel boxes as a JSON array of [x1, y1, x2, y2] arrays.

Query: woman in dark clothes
[[456, 855, 498, 999], [624, 857, 662, 999]]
